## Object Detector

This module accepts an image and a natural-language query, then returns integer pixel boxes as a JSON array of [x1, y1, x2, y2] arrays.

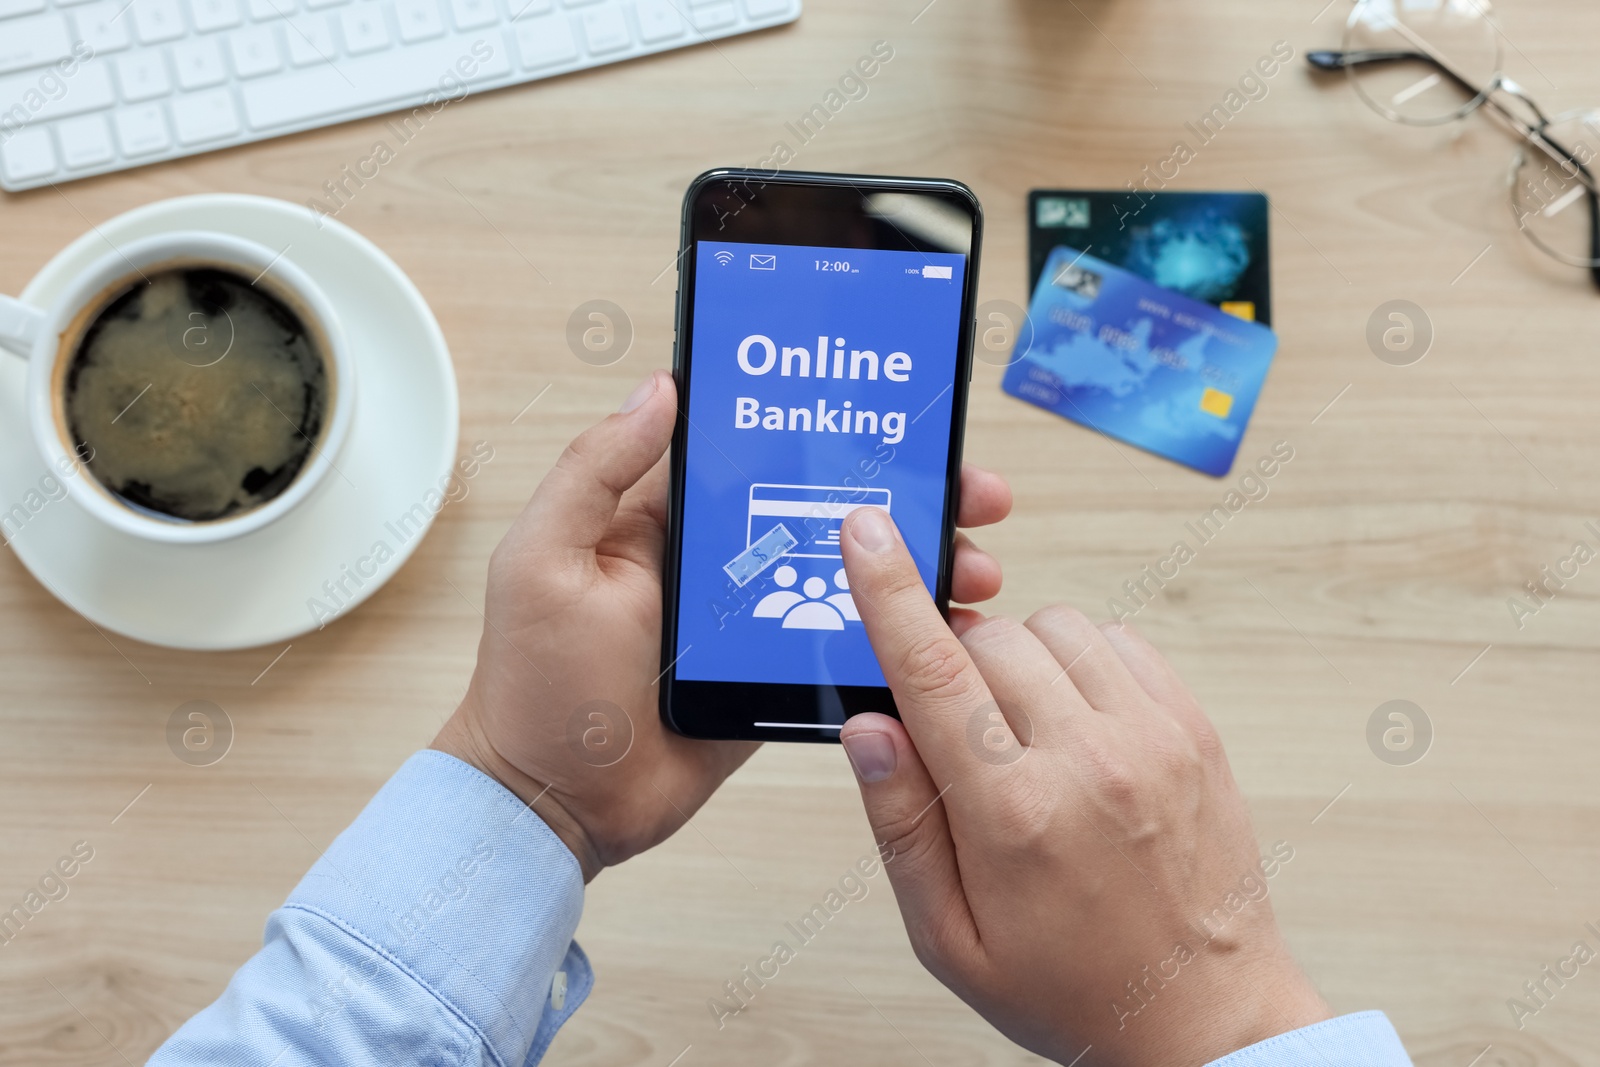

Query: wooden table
[[3, 1, 1598, 1062]]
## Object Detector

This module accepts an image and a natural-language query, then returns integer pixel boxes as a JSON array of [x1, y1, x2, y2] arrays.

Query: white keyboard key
[[561, 0, 601, 6], [513, 14, 576, 68], [283, 16, 334, 65], [393, 0, 442, 42], [0, 127, 55, 181], [449, 0, 494, 28], [0, 0, 45, 15], [54, 0, 101, 6], [113, 101, 170, 153], [114, 50, 172, 99], [247, 0, 293, 19], [171, 86, 238, 141], [241, 31, 507, 127], [578, 6, 626, 52], [505, 0, 550, 17], [743, 0, 787, 15], [172, 36, 226, 87], [302, 0, 345, 10], [691, 2, 733, 29], [338, 6, 388, 53], [0, 60, 114, 124], [71, 2, 132, 53], [187, 0, 241, 31], [634, 0, 682, 43], [0, 14, 73, 75], [131, 0, 186, 43], [228, 26, 282, 76], [56, 113, 114, 166]]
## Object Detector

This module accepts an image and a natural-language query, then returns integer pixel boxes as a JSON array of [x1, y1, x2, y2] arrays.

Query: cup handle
[[0, 294, 43, 358]]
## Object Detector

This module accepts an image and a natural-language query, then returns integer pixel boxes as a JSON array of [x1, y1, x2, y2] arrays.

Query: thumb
[[840, 713, 978, 973], [521, 370, 676, 555]]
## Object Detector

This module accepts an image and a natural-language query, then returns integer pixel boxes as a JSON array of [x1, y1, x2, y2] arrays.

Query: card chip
[[1220, 301, 1256, 322], [1200, 388, 1234, 419]]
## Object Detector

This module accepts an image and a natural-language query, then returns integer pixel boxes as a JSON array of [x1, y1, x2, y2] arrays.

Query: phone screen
[[675, 240, 968, 689], [661, 172, 981, 740]]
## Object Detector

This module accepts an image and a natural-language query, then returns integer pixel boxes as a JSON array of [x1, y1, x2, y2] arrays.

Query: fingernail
[[843, 731, 896, 783], [619, 373, 657, 413], [848, 507, 895, 554]]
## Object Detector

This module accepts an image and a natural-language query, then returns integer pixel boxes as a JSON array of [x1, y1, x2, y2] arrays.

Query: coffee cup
[[0, 232, 355, 545]]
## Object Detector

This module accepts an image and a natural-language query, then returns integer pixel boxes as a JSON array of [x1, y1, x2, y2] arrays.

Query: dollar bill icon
[[723, 522, 799, 588]]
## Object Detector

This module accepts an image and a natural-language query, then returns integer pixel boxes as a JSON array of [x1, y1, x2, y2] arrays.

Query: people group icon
[[753, 565, 860, 630]]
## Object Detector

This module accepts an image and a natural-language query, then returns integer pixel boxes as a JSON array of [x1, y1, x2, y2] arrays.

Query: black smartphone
[[659, 168, 983, 743]]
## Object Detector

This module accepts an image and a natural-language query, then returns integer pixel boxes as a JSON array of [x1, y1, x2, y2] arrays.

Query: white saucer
[[1, 194, 458, 651]]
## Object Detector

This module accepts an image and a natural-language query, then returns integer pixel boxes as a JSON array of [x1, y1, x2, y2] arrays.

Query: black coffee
[[62, 266, 329, 523]]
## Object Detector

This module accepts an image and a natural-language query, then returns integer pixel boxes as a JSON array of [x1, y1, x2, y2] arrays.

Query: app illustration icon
[[754, 566, 860, 630]]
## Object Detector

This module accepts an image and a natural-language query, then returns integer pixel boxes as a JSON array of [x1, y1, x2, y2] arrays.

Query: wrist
[[431, 692, 604, 883], [1111, 949, 1330, 1066]]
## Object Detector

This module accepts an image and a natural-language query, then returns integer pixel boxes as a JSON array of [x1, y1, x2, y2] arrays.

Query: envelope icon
[[749, 254, 777, 270]]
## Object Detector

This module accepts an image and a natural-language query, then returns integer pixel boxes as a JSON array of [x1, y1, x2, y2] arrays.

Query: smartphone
[[659, 169, 983, 742]]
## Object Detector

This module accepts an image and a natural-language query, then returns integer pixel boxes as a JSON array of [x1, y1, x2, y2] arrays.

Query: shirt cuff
[[285, 749, 593, 1067], [1206, 1011, 1412, 1067]]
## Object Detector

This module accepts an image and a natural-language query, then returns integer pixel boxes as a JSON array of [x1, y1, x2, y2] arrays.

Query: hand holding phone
[[835, 506, 1332, 1066], [432, 371, 1010, 882]]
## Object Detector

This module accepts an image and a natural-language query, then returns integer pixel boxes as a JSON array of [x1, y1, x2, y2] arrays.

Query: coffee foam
[[61, 267, 329, 523]]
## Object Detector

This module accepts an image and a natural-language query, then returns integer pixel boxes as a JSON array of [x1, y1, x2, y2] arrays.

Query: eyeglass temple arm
[[1305, 50, 1481, 97]]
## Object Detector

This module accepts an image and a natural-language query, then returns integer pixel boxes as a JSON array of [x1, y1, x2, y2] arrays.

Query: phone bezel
[[659, 168, 983, 743]]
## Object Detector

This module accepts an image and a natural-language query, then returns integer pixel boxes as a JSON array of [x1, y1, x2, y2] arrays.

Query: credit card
[[1029, 190, 1271, 325], [1002, 246, 1279, 477]]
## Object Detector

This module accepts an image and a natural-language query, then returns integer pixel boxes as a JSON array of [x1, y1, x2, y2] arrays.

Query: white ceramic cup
[[0, 232, 354, 544]]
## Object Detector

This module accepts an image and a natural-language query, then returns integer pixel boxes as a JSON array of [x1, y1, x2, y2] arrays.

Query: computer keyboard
[[0, 0, 800, 191]]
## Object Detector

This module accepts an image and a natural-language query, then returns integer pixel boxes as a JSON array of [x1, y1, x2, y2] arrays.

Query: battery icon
[[922, 265, 953, 279]]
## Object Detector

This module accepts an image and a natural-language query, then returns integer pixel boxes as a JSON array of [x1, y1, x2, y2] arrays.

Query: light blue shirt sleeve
[[1206, 1010, 1413, 1067], [149, 750, 593, 1067]]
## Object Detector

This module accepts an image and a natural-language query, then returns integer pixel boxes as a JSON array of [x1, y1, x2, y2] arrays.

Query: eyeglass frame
[[1307, 4, 1600, 291]]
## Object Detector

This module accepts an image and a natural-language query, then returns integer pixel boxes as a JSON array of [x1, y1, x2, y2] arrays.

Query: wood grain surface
[[2, 1, 1598, 1063]]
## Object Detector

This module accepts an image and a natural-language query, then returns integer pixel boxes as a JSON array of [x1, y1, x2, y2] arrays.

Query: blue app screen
[[675, 240, 968, 688]]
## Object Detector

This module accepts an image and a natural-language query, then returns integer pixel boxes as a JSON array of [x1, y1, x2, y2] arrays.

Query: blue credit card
[[1001, 246, 1279, 477]]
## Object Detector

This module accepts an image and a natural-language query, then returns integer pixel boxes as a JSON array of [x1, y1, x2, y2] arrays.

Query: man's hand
[[836, 505, 1331, 1067], [434, 371, 1014, 882]]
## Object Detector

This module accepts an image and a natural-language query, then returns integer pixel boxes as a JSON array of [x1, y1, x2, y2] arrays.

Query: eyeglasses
[[1309, 0, 1600, 291]]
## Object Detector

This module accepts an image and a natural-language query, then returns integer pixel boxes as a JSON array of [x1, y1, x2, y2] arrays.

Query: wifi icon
[[713, 250, 735, 267]]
